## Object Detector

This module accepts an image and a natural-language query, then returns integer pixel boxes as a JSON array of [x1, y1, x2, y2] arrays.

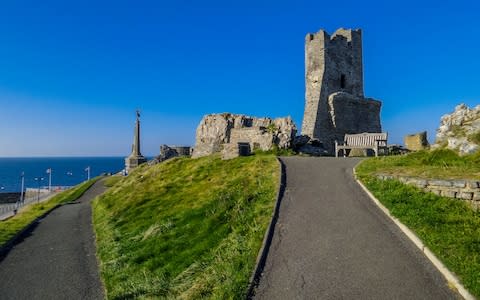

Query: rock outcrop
[[433, 103, 480, 155], [192, 113, 297, 158], [404, 131, 429, 151]]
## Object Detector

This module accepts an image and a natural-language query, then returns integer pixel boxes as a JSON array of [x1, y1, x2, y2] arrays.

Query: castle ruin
[[301, 28, 382, 154], [192, 113, 296, 159]]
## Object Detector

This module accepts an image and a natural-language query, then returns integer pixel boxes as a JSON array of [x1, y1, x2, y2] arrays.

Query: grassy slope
[[356, 150, 480, 297], [0, 178, 99, 246], [358, 149, 480, 180], [93, 154, 279, 299]]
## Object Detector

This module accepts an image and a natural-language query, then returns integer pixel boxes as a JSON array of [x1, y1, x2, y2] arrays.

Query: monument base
[[125, 155, 147, 173]]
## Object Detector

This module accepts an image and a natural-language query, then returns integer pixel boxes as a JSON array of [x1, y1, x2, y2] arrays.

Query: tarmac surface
[[254, 157, 459, 299], [0, 180, 106, 300]]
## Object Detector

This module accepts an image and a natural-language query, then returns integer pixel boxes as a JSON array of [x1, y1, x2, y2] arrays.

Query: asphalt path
[[0, 180, 106, 300], [254, 157, 459, 299]]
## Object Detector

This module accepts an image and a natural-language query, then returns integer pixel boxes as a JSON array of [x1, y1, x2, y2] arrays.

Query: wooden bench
[[335, 133, 388, 157]]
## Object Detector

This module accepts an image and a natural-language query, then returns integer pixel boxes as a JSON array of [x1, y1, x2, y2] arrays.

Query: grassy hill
[[357, 148, 480, 180], [93, 154, 279, 299]]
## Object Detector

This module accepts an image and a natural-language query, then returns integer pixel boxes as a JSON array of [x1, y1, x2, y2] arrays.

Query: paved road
[[254, 157, 459, 299], [0, 180, 106, 300]]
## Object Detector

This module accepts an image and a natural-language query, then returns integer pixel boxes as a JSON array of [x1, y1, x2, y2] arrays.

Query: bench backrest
[[344, 133, 387, 147]]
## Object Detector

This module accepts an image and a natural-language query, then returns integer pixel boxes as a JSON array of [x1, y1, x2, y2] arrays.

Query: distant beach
[[0, 157, 125, 193]]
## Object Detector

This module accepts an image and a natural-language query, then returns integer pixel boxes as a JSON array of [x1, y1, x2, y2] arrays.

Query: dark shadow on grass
[[246, 157, 287, 299]]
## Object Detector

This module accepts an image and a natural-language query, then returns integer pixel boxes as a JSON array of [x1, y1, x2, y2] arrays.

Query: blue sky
[[0, 0, 479, 157]]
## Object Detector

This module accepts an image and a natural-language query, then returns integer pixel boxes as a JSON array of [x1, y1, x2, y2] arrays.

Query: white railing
[[0, 189, 67, 221]]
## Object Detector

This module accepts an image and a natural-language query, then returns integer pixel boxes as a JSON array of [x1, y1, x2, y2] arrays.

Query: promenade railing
[[0, 187, 72, 221]]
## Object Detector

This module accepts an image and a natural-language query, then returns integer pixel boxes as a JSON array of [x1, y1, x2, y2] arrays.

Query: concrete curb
[[353, 167, 475, 300], [246, 157, 286, 299]]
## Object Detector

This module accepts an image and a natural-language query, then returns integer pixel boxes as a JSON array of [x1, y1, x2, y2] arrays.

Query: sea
[[0, 157, 126, 193]]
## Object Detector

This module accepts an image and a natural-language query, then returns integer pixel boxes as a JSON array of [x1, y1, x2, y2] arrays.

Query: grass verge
[[0, 177, 99, 247], [358, 149, 480, 180], [357, 154, 480, 297], [93, 154, 279, 299]]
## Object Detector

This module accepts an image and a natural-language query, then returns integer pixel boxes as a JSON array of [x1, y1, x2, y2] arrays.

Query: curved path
[[0, 180, 106, 300], [254, 157, 459, 299]]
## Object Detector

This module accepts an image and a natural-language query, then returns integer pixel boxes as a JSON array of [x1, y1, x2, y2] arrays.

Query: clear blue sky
[[1, 0, 479, 157]]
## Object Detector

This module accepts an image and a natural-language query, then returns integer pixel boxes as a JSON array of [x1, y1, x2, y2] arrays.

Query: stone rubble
[[148, 145, 192, 165]]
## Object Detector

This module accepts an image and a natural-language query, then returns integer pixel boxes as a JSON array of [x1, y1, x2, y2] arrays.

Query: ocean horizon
[[0, 157, 130, 193]]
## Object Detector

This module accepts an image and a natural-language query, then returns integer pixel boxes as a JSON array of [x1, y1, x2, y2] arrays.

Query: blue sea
[[0, 157, 126, 192]]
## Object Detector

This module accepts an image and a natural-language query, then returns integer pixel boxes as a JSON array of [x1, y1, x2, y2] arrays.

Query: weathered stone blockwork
[[302, 28, 382, 154], [377, 174, 480, 209], [404, 131, 429, 151], [328, 92, 381, 138], [192, 113, 296, 158], [148, 145, 192, 165]]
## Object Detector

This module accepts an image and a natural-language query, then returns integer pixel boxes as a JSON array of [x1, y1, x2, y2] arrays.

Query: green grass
[[469, 132, 480, 145], [0, 177, 99, 247], [104, 176, 123, 187], [357, 154, 480, 297], [93, 154, 279, 299], [358, 149, 480, 180]]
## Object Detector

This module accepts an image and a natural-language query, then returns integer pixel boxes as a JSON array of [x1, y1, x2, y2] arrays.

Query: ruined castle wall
[[325, 92, 381, 151], [192, 114, 235, 157], [230, 127, 274, 151], [192, 113, 297, 158], [302, 31, 328, 138], [326, 29, 364, 97]]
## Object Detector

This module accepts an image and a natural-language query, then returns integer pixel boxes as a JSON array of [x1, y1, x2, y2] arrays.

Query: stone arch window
[[340, 74, 346, 89]]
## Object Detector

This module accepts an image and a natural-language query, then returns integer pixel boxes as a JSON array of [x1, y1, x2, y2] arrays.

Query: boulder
[[293, 135, 329, 156]]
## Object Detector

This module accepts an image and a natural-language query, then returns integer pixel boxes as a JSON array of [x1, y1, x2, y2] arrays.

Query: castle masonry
[[301, 28, 382, 154]]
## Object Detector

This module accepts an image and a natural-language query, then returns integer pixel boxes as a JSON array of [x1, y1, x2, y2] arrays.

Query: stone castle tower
[[301, 28, 382, 153]]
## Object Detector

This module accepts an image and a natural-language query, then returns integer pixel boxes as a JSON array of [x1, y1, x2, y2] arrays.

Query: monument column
[[125, 110, 147, 173]]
